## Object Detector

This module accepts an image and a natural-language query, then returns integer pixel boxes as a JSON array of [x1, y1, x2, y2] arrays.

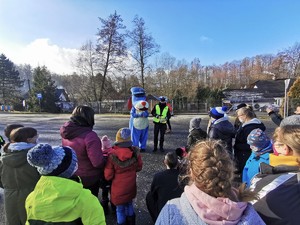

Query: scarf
[[8, 142, 36, 152], [185, 183, 247, 225]]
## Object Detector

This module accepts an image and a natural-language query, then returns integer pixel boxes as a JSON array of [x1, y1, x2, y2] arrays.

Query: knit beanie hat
[[189, 118, 201, 131], [101, 135, 112, 151], [209, 106, 227, 119], [280, 115, 300, 127], [27, 144, 78, 178], [115, 128, 133, 148], [247, 128, 271, 152]]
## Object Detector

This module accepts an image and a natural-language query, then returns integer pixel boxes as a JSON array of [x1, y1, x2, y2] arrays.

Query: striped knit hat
[[210, 106, 228, 119], [27, 144, 78, 178]]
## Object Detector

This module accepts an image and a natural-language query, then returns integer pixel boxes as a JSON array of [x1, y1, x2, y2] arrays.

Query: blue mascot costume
[[129, 87, 149, 152]]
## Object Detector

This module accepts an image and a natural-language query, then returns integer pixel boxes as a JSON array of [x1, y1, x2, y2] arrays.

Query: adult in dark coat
[[266, 105, 283, 126], [208, 106, 235, 154], [146, 152, 183, 223], [234, 106, 266, 173]]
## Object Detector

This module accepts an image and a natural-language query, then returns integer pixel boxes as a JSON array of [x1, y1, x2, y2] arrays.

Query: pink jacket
[[60, 121, 104, 186]]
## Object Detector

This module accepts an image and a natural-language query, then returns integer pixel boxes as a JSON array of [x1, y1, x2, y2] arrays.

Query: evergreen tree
[[288, 77, 300, 107], [0, 54, 23, 105], [28, 66, 58, 113]]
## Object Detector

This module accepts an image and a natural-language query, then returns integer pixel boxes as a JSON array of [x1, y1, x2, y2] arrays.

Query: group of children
[[169, 106, 300, 225], [0, 118, 142, 225], [1, 104, 299, 225]]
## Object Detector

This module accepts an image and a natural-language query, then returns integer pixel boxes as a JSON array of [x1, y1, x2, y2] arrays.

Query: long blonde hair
[[277, 125, 300, 156], [183, 140, 257, 202]]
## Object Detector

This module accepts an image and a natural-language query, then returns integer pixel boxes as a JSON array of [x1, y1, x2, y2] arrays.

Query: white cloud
[[199, 35, 213, 42], [1, 38, 78, 74]]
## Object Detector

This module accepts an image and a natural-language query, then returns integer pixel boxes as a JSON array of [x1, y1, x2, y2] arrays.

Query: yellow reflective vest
[[153, 105, 168, 123]]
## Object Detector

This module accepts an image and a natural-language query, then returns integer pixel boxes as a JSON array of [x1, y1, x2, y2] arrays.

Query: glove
[[155, 114, 160, 118]]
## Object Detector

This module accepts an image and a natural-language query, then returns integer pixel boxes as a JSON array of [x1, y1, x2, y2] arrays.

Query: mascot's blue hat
[[131, 87, 146, 97]]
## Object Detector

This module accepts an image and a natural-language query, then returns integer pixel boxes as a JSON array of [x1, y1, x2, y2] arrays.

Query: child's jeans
[[116, 201, 134, 224]]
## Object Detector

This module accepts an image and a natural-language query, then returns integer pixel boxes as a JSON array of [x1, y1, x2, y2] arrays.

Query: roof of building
[[55, 88, 70, 102]]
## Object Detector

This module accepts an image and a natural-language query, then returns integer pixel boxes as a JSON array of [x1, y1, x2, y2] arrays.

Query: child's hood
[[1, 143, 35, 168], [113, 146, 134, 161]]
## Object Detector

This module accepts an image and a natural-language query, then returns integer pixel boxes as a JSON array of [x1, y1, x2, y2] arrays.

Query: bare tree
[[279, 42, 300, 78], [17, 64, 33, 92], [76, 40, 103, 110], [127, 15, 160, 88], [96, 11, 127, 103]]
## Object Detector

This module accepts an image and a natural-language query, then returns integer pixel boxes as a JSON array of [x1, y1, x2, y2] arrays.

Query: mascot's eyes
[[134, 93, 146, 97]]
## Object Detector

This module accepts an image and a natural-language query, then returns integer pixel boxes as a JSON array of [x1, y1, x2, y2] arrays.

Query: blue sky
[[1, 0, 300, 74]]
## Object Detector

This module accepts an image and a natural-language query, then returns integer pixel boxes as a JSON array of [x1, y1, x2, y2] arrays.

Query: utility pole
[[284, 79, 291, 118]]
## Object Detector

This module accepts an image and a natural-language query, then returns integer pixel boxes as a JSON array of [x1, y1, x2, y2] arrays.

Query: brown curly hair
[[184, 140, 257, 202]]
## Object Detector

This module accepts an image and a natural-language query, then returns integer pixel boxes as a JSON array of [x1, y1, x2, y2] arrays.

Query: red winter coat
[[104, 146, 143, 205]]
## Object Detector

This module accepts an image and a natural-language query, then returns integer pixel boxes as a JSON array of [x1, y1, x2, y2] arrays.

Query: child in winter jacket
[[0, 127, 40, 225], [186, 117, 207, 151], [104, 128, 143, 225], [156, 140, 265, 225], [100, 135, 115, 214], [26, 143, 106, 225], [242, 128, 273, 187]]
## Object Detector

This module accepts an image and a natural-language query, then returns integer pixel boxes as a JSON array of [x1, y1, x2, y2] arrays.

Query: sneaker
[[166, 129, 171, 133], [140, 148, 146, 152], [152, 148, 157, 153], [159, 147, 164, 152]]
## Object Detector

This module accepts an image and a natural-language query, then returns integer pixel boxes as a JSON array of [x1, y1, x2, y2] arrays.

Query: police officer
[[151, 96, 171, 152]]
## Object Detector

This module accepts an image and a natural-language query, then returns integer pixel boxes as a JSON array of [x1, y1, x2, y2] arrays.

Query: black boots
[[126, 214, 136, 225], [100, 199, 116, 215]]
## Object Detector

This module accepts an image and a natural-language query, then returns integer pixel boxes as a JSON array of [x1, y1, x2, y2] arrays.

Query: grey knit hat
[[280, 115, 300, 127], [189, 118, 201, 131]]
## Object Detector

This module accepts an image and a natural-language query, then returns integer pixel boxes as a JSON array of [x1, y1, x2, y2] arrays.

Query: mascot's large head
[[130, 87, 147, 108]]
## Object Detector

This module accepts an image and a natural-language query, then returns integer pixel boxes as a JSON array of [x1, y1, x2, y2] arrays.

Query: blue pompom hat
[[209, 106, 228, 119], [27, 143, 78, 178]]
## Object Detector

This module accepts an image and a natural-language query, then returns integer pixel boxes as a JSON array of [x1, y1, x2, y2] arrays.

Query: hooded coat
[[104, 146, 142, 205], [250, 164, 300, 225], [0, 143, 40, 225], [208, 117, 235, 154], [25, 176, 106, 225], [155, 184, 265, 225], [60, 120, 104, 187]]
